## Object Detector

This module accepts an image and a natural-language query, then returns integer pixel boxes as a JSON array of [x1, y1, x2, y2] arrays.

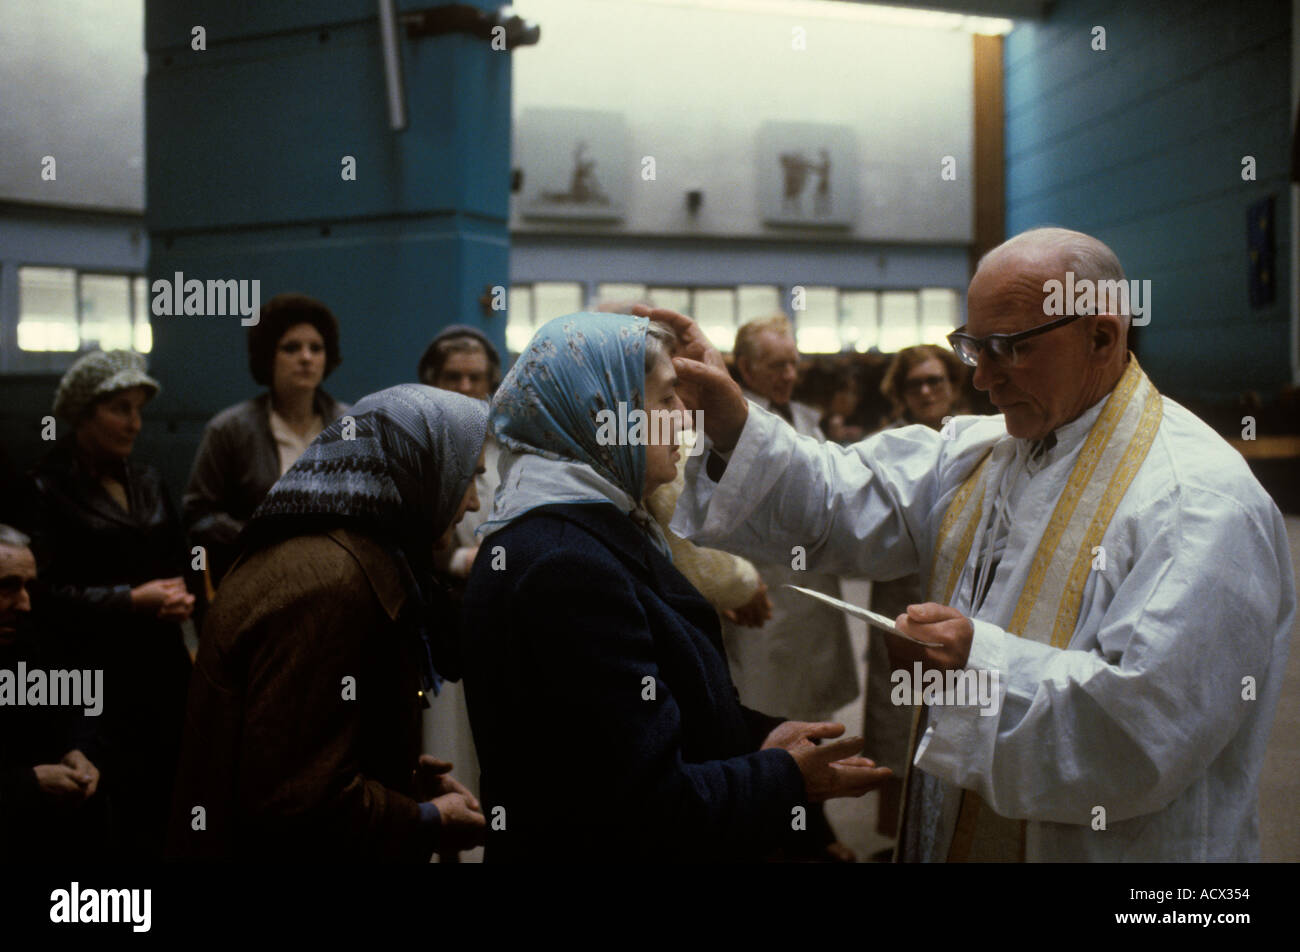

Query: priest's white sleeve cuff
[[913, 619, 1008, 788]]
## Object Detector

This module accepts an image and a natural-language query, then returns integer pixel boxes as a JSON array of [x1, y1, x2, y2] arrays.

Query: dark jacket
[[169, 528, 437, 861], [28, 440, 190, 626], [461, 502, 807, 862], [25, 439, 193, 858], [183, 391, 348, 583]]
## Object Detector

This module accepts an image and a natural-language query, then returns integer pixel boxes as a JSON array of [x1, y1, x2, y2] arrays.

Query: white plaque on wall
[[757, 122, 858, 228], [518, 108, 629, 222]]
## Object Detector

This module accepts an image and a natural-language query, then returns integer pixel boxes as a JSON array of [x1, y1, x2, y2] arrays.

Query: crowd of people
[[1, 226, 1293, 863]]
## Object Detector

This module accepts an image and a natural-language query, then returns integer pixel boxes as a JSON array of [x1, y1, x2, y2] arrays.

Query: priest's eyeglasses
[[947, 313, 1085, 368]]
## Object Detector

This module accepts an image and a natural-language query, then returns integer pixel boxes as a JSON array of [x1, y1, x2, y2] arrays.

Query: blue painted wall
[[139, 0, 511, 492], [1005, 0, 1292, 404]]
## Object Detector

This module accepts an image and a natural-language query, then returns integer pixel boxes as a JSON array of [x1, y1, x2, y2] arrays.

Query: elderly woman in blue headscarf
[[461, 313, 889, 862], [169, 385, 489, 861]]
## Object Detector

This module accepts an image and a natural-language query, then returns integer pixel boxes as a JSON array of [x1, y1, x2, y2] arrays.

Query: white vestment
[[671, 393, 1295, 861], [717, 392, 858, 721]]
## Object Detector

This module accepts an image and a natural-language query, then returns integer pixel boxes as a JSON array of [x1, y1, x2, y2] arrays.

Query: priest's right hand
[[891, 602, 974, 671], [631, 305, 749, 452]]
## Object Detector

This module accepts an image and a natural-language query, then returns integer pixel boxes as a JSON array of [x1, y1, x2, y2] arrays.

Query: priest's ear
[[1087, 312, 1125, 365]]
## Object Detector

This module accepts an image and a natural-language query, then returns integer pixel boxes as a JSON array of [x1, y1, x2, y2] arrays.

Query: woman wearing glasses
[[861, 344, 970, 856], [879, 344, 967, 431]]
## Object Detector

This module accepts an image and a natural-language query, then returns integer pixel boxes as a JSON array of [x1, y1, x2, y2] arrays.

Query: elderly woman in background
[[27, 350, 194, 860], [461, 313, 889, 862], [415, 325, 504, 830], [170, 385, 488, 861], [184, 293, 348, 586], [416, 324, 502, 580], [863, 343, 967, 855]]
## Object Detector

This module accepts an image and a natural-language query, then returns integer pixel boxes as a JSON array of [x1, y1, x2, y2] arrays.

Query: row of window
[[7, 268, 960, 360], [15, 267, 153, 353], [508, 283, 961, 355]]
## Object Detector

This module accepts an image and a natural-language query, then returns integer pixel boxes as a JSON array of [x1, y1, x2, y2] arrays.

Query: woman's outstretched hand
[[760, 721, 893, 803], [632, 306, 749, 452]]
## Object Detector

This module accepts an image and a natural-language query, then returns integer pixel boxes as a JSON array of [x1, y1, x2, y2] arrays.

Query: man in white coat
[[726, 315, 859, 724], [727, 316, 860, 861], [642, 228, 1296, 861]]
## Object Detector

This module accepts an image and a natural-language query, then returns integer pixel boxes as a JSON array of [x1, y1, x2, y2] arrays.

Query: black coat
[[25, 439, 192, 858], [461, 502, 807, 862], [0, 627, 109, 858]]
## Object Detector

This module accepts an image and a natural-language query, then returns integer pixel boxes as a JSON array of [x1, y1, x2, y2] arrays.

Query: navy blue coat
[[461, 502, 807, 862]]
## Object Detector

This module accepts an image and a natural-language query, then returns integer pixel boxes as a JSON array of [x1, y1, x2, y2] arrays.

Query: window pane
[[593, 283, 647, 310], [647, 287, 690, 315], [920, 288, 960, 346], [133, 276, 152, 352], [879, 291, 920, 352], [794, 286, 838, 353], [737, 285, 780, 322], [693, 289, 736, 353], [80, 274, 133, 351], [506, 286, 535, 353], [18, 266, 79, 351], [840, 291, 878, 352], [532, 282, 583, 327]]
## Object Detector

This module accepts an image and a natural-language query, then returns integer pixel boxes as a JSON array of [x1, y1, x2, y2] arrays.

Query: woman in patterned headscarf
[[168, 385, 489, 861], [460, 313, 889, 862]]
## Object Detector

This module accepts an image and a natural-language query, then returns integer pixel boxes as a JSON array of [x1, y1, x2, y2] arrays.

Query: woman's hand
[[34, 763, 90, 803], [416, 755, 486, 854], [791, 737, 892, 804], [61, 749, 99, 798], [131, 577, 194, 620], [760, 721, 893, 803]]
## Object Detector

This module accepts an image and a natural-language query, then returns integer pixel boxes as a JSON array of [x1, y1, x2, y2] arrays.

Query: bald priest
[[648, 228, 1295, 862]]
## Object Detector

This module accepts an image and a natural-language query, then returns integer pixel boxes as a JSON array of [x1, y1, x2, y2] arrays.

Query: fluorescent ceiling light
[[629, 0, 1015, 34]]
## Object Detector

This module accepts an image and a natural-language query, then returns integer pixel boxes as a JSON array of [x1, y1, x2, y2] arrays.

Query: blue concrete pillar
[[143, 1, 512, 486]]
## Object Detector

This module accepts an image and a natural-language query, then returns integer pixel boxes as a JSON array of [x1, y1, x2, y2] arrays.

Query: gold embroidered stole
[[894, 357, 1163, 862]]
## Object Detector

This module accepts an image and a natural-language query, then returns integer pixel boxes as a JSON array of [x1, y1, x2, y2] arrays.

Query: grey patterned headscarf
[[244, 384, 488, 688], [248, 384, 487, 553]]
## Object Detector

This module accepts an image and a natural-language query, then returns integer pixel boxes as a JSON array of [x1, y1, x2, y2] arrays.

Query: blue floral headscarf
[[481, 312, 671, 557]]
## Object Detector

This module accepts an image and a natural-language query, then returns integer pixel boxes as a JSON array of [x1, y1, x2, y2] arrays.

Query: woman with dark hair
[[461, 313, 889, 862], [169, 385, 489, 861], [27, 350, 194, 860], [183, 293, 349, 585]]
